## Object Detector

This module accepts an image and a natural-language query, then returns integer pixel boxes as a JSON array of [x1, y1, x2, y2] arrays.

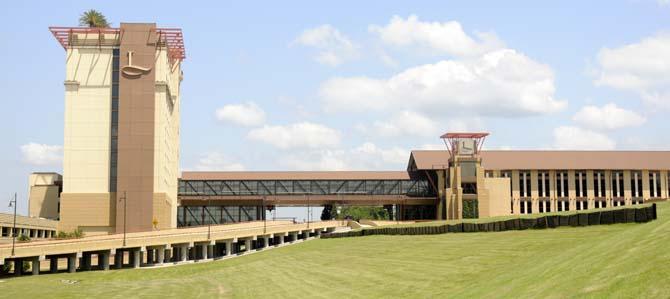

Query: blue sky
[[1, 1, 669, 214]]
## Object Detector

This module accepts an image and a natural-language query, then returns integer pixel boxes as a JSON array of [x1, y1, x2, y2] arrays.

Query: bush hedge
[[322, 204, 657, 239]]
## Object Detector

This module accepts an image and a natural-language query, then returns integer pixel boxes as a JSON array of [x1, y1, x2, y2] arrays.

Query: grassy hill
[[3, 201, 669, 298]]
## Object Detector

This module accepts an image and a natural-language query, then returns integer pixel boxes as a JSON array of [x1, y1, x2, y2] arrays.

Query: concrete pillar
[[80, 253, 92, 271], [315, 229, 322, 238], [225, 241, 233, 256], [49, 257, 58, 273], [67, 255, 77, 273], [291, 232, 298, 242], [200, 244, 207, 260], [276, 235, 284, 245], [207, 245, 214, 259], [31, 257, 40, 275], [131, 249, 141, 268], [180, 246, 189, 262], [147, 249, 154, 264], [263, 236, 270, 249], [99, 251, 110, 270], [156, 248, 165, 265], [245, 239, 252, 253], [642, 170, 651, 200], [114, 251, 124, 269], [14, 259, 22, 276]]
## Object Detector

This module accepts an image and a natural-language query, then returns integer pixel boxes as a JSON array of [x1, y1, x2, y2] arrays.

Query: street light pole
[[119, 191, 127, 247], [9, 193, 17, 256]]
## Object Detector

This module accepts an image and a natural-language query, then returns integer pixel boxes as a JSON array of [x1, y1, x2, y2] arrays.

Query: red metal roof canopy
[[440, 132, 490, 139], [49, 26, 186, 62]]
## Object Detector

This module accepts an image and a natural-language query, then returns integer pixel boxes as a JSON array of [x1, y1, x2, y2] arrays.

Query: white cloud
[[371, 110, 440, 138], [215, 102, 266, 127], [552, 126, 616, 150], [369, 15, 503, 56], [366, 111, 484, 139], [20, 143, 63, 166], [572, 103, 646, 130], [193, 152, 246, 171], [594, 33, 670, 109], [247, 122, 341, 149], [658, 0, 669, 6], [294, 25, 358, 66], [320, 49, 565, 117], [278, 142, 409, 171]]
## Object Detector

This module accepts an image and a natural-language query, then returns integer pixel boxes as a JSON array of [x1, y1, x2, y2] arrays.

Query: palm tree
[[79, 9, 110, 28]]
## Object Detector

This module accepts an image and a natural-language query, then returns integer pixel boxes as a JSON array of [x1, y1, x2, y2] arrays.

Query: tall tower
[[440, 132, 489, 220], [50, 24, 185, 235]]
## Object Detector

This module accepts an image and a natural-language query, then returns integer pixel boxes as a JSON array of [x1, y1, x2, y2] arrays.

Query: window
[[594, 200, 607, 209], [613, 199, 625, 207], [538, 200, 550, 213], [520, 200, 532, 214], [632, 198, 644, 205], [631, 171, 643, 198], [575, 172, 587, 197], [556, 172, 568, 197], [462, 183, 477, 194], [594, 171, 606, 197], [460, 161, 477, 177], [557, 200, 569, 212], [109, 48, 120, 192], [519, 171, 531, 197], [538, 172, 550, 197], [649, 172, 661, 198], [485, 171, 494, 178], [612, 171, 624, 198], [576, 200, 588, 210]]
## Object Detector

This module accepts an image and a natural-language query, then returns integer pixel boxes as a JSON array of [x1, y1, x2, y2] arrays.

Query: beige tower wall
[[479, 178, 511, 217], [153, 47, 181, 229], [28, 173, 62, 220], [59, 45, 116, 234]]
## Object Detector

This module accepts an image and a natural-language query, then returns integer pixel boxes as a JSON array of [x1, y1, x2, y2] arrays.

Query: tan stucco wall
[[59, 193, 116, 234], [28, 186, 60, 220], [63, 47, 113, 194], [479, 178, 511, 217]]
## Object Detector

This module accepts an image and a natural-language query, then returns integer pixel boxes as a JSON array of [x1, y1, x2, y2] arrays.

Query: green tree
[[79, 9, 110, 28]]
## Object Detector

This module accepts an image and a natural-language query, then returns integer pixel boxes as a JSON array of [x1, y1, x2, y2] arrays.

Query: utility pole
[[119, 191, 127, 247], [9, 193, 17, 256]]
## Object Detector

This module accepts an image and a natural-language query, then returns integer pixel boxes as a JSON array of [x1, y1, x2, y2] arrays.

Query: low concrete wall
[[322, 204, 657, 238]]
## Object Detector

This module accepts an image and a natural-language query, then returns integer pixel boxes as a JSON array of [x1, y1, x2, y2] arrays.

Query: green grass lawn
[[3, 202, 669, 299]]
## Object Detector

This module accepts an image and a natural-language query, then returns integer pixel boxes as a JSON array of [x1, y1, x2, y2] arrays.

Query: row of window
[[177, 206, 261, 227], [497, 171, 667, 199], [178, 179, 435, 197], [515, 198, 646, 214], [1, 226, 56, 238], [109, 49, 120, 192]]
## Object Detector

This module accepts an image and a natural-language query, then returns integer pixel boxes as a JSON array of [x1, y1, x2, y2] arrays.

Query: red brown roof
[[181, 171, 410, 180], [410, 150, 670, 170]]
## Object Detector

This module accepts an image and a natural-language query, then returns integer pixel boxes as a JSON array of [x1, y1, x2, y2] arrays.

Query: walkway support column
[[225, 240, 233, 256], [245, 239, 252, 253], [131, 249, 141, 268], [14, 259, 23, 276], [263, 236, 270, 249], [207, 244, 214, 259], [156, 248, 165, 265], [114, 250, 124, 269], [180, 245, 189, 262], [49, 257, 58, 273], [30, 257, 40, 275], [99, 251, 110, 270], [67, 254, 77, 273]]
